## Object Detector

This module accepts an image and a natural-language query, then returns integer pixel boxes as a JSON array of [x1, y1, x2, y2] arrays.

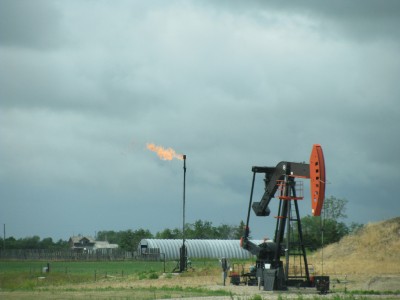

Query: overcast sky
[[1, 0, 399, 241]]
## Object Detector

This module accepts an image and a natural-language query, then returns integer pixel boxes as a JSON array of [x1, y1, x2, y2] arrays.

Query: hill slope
[[309, 217, 400, 275]]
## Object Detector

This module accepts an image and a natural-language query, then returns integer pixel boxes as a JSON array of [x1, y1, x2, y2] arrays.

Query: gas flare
[[146, 143, 183, 161]]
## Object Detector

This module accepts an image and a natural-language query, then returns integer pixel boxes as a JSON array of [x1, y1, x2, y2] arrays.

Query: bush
[[148, 273, 159, 280]]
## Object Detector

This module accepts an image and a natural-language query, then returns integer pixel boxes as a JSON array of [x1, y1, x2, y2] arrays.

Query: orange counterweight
[[309, 144, 326, 216]]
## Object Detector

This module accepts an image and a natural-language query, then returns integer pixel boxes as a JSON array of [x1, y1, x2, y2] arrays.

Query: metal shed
[[138, 239, 264, 260]]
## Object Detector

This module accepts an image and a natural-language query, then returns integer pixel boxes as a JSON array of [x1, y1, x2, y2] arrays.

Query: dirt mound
[[309, 217, 400, 276]]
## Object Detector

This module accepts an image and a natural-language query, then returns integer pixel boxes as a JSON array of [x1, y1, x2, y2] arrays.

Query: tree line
[[95, 220, 245, 252], [1, 196, 362, 252], [0, 220, 245, 252], [1, 236, 69, 250]]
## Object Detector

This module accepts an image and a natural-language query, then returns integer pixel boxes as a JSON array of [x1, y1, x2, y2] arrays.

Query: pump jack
[[241, 144, 326, 291]]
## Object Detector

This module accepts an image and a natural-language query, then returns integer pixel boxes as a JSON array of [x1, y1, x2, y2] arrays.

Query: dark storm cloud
[[208, 0, 400, 40], [292, 0, 400, 40], [0, 0, 63, 48]]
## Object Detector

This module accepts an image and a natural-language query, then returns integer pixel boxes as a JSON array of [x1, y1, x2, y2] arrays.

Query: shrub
[[148, 273, 159, 280]]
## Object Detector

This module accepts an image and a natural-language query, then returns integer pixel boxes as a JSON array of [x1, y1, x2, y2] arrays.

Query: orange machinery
[[309, 144, 326, 216]]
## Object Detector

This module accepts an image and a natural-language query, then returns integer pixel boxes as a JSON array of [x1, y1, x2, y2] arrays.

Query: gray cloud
[[207, 0, 400, 41], [0, 0, 63, 48], [1, 1, 399, 240]]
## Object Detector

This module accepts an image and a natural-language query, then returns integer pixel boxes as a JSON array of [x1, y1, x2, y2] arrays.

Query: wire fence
[[0, 249, 161, 261]]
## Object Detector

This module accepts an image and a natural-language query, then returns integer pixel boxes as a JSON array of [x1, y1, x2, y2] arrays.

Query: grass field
[[0, 259, 223, 284], [0, 259, 233, 299], [2, 218, 400, 299], [0, 260, 399, 300], [0, 259, 177, 277]]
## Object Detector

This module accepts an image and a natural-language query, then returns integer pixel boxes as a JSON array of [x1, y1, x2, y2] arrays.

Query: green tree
[[232, 220, 247, 239], [4, 237, 17, 249], [2, 236, 70, 250], [216, 224, 233, 239], [322, 196, 348, 220], [119, 229, 153, 251], [300, 215, 321, 249], [39, 237, 54, 249], [155, 220, 247, 240], [21, 236, 41, 249], [186, 220, 219, 239], [55, 239, 69, 249], [119, 230, 135, 251], [300, 196, 359, 250], [322, 219, 349, 244], [96, 230, 120, 244], [155, 228, 181, 239]]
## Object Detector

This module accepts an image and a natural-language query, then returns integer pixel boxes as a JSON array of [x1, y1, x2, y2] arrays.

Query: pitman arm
[[252, 162, 310, 217], [241, 226, 261, 256]]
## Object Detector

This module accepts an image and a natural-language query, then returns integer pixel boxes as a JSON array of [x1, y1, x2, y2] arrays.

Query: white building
[[69, 236, 118, 252]]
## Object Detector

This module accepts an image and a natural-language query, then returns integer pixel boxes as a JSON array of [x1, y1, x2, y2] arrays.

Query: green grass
[[3, 259, 398, 299], [348, 290, 400, 296], [0, 258, 221, 274], [0, 260, 173, 289], [0, 272, 92, 290], [0, 260, 174, 276], [0, 260, 232, 299], [0, 286, 231, 300], [0, 259, 222, 290]]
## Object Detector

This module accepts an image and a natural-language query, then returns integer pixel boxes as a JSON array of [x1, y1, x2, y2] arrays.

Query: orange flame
[[146, 143, 183, 161]]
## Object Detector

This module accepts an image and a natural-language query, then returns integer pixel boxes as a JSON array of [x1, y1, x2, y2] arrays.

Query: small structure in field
[[69, 236, 118, 253]]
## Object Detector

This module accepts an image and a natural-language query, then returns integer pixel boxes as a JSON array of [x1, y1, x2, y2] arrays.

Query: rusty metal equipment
[[228, 263, 258, 286]]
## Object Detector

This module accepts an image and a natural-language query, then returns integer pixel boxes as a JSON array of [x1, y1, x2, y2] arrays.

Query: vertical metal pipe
[[180, 155, 187, 272], [274, 175, 289, 263], [182, 155, 186, 247], [285, 194, 291, 280], [294, 195, 311, 283], [321, 204, 325, 275], [245, 172, 256, 232]]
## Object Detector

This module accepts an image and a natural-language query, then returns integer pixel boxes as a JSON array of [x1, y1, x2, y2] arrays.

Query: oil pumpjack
[[241, 144, 326, 291]]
